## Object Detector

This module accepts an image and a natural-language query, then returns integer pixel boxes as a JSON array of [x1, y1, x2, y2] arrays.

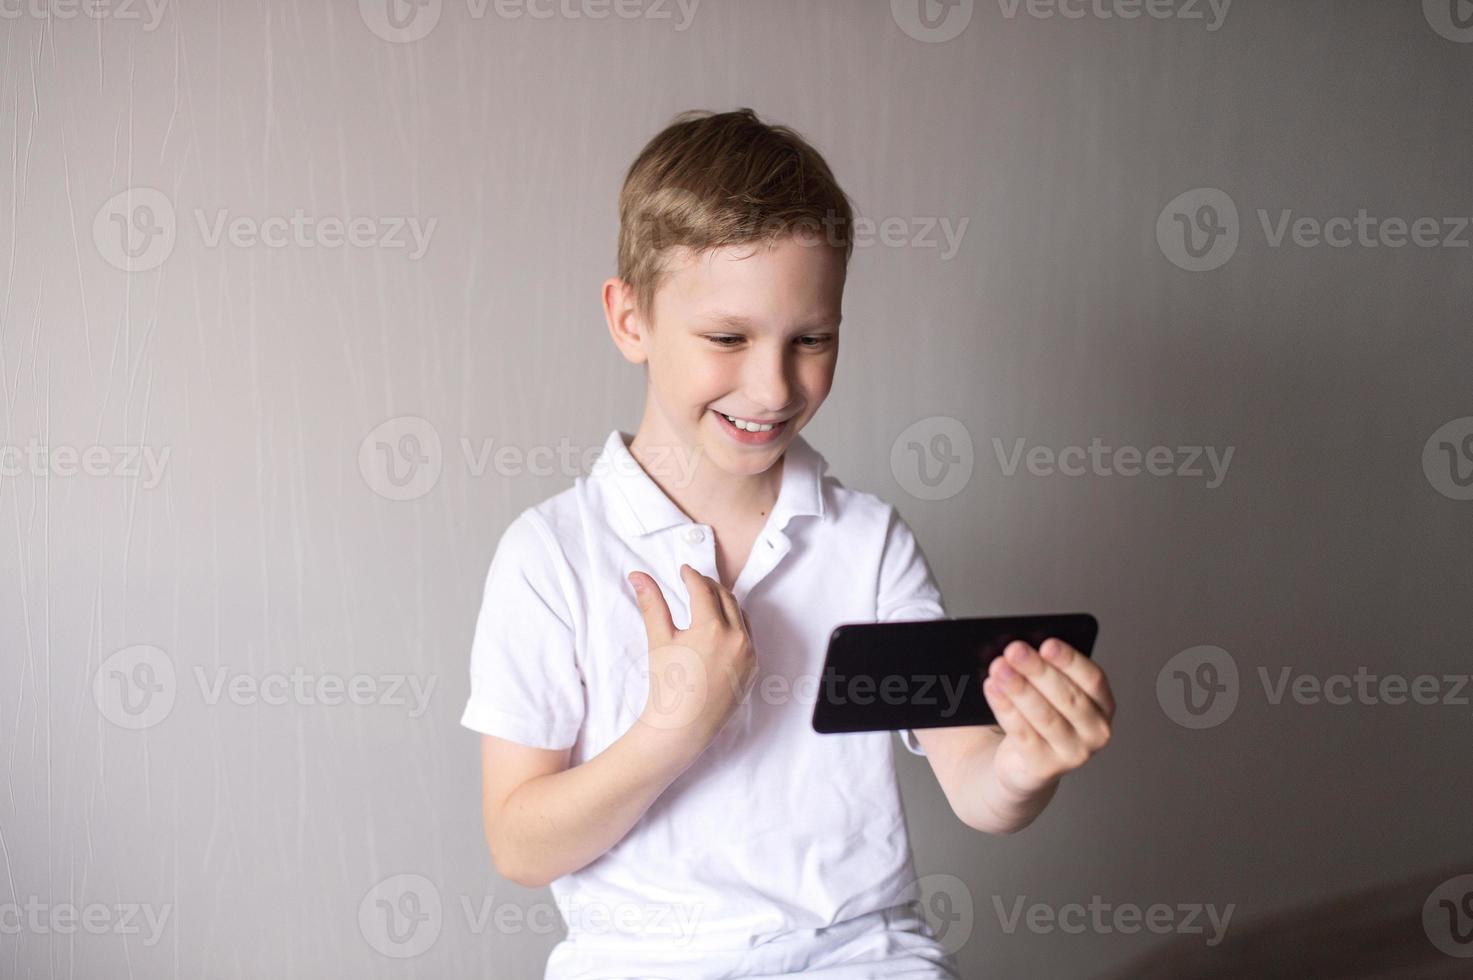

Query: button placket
[[733, 529, 792, 602], [679, 525, 715, 584]]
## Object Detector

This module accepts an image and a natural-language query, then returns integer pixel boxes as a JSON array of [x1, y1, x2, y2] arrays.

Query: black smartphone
[[810, 613, 1100, 735]]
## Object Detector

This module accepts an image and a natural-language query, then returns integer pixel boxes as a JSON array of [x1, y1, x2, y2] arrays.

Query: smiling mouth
[[716, 411, 787, 432], [710, 409, 791, 441]]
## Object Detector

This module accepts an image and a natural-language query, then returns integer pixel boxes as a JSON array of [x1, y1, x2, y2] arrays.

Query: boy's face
[[609, 230, 845, 480]]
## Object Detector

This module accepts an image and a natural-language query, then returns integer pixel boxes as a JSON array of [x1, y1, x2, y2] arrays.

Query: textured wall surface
[[3, 1, 1472, 976]]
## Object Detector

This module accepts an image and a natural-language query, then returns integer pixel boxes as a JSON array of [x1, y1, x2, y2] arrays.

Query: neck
[[627, 414, 784, 526]]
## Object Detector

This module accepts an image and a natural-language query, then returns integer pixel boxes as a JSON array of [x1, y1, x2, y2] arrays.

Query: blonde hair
[[616, 108, 855, 322]]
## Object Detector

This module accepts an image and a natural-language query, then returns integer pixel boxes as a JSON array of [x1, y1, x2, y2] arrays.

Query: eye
[[796, 335, 833, 349], [706, 335, 743, 348]]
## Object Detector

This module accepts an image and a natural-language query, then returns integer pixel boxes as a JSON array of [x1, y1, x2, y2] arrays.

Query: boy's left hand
[[982, 638, 1115, 799]]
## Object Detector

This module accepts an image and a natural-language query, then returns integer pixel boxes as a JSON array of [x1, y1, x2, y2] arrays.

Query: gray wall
[[4, 1, 1472, 976]]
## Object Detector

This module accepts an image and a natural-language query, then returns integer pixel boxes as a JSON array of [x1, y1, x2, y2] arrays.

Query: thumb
[[627, 570, 677, 647]]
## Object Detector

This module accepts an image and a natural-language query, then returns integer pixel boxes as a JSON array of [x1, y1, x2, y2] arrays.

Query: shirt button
[[684, 527, 705, 544]]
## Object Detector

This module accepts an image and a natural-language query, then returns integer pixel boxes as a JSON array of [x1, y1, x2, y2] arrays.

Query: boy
[[460, 108, 1116, 979]]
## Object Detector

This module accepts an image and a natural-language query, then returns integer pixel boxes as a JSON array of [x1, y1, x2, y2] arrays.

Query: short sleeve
[[876, 506, 949, 758], [459, 510, 586, 749]]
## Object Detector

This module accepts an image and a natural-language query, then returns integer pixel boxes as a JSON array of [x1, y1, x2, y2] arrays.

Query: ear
[[603, 277, 650, 365]]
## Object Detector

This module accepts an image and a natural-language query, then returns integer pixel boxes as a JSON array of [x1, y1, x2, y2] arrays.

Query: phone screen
[[810, 613, 1099, 734]]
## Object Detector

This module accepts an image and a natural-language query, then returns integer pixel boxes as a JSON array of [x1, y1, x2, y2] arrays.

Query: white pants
[[543, 900, 962, 980]]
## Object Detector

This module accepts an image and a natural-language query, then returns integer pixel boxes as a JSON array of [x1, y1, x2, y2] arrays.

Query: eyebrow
[[699, 312, 842, 332]]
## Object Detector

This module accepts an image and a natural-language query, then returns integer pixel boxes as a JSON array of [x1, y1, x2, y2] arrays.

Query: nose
[[742, 341, 794, 417]]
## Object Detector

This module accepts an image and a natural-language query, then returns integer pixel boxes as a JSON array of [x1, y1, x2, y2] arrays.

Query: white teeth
[[720, 412, 777, 432]]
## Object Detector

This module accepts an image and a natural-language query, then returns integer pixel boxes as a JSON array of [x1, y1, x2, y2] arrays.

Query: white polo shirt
[[460, 428, 950, 966]]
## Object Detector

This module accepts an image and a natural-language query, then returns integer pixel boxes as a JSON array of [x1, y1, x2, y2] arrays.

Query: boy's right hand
[[626, 564, 758, 745]]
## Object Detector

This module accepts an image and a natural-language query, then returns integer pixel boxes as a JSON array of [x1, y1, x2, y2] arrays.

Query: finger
[[711, 579, 742, 626], [679, 563, 727, 627], [988, 651, 1085, 764], [982, 673, 1039, 746], [1038, 638, 1116, 721], [627, 570, 676, 646], [1004, 642, 1111, 748]]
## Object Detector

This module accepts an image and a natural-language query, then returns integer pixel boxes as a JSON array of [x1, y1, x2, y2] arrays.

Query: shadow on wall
[[1101, 861, 1473, 979]]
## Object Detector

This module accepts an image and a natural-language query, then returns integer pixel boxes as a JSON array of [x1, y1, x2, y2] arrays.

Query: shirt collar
[[592, 428, 827, 539]]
